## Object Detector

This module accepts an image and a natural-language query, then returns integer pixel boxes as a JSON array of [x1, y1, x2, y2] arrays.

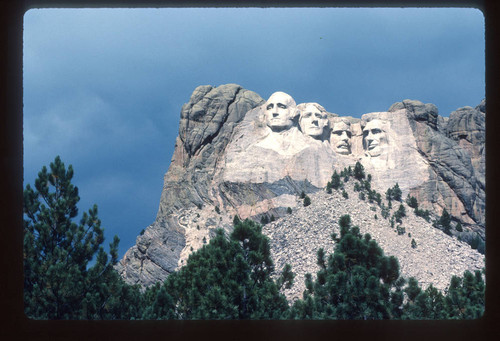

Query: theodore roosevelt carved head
[[331, 119, 352, 154]]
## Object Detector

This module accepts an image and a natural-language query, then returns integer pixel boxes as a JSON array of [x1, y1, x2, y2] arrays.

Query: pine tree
[[380, 203, 390, 219], [396, 225, 406, 235], [393, 204, 406, 224], [330, 170, 341, 190], [386, 188, 393, 201], [290, 215, 405, 319], [402, 269, 485, 319], [392, 183, 402, 201], [406, 194, 418, 209], [23, 156, 140, 319], [353, 161, 365, 180], [404, 283, 435, 318], [303, 196, 311, 207], [148, 220, 293, 319], [444, 269, 485, 319], [401, 278, 445, 319], [141, 285, 176, 319], [439, 208, 452, 235], [469, 235, 485, 254], [415, 207, 431, 222], [326, 181, 332, 194]]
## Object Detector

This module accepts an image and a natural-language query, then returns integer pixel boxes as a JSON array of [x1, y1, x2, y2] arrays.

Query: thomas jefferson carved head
[[264, 92, 298, 132], [362, 119, 388, 157], [331, 120, 352, 154], [297, 103, 329, 140]]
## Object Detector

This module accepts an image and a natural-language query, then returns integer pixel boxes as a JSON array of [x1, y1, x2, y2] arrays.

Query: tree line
[[23, 157, 484, 319]]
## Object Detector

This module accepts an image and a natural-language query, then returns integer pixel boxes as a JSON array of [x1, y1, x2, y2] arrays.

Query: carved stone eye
[[277, 103, 287, 109], [266, 104, 274, 110], [372, 128, 382, 134]]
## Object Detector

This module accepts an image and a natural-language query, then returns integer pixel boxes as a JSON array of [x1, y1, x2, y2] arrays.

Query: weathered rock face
[[446, 103, 485, 224], [117, 219, 184, 286], [117, 84, 485, 293], [157, 84, 265, 216], [389, 100, 485, 235]]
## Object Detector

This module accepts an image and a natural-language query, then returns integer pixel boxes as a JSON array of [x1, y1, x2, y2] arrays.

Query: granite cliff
[[117, 84, 485, 297]]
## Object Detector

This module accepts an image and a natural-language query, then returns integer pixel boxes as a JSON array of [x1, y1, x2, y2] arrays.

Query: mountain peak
[[116, 84, 485, 292]]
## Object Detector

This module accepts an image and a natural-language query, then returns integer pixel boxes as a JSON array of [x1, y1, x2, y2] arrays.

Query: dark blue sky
[[23, 7, 485, 259]]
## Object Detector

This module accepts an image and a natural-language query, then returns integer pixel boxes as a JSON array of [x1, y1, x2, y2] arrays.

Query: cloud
[[23, 87, 169, 182], [24, 91, 117, 159]]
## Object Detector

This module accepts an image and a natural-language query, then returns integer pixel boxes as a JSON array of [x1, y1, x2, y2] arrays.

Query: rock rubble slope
[[262, 183, 484, 302]]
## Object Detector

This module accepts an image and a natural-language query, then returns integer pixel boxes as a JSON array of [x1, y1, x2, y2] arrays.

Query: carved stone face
[[363, 119, 388, 157], [265, 92, 296, 132], [299, 104, 329, 139], [331, 121, 352, 154]]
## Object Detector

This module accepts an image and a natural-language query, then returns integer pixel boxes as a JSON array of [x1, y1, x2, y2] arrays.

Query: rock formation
[[389, 100, 485, 239], [117, 84, 485, 297], [118, 84, 264, 285]]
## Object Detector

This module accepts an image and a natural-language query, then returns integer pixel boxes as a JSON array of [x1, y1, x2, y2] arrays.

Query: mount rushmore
[[117, 84, 485, 297]]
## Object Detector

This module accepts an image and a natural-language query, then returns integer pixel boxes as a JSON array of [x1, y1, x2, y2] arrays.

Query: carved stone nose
[[273, 113, 279, 118]]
